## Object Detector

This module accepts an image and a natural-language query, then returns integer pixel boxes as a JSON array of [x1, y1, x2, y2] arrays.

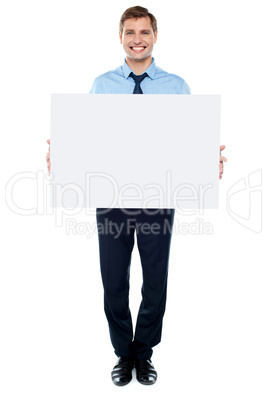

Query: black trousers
[[96, 207, 175, 360]]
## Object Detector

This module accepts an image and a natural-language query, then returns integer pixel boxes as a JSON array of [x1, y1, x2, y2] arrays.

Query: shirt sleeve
[[182, 79, 191, 94], [89, 77, 101, 94]]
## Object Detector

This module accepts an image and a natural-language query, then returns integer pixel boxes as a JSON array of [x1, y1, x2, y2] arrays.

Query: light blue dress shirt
[[89, 57, 191, 94]]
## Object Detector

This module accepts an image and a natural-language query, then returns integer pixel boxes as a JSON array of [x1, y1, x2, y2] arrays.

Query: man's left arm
[[219, 145, 227, 180]]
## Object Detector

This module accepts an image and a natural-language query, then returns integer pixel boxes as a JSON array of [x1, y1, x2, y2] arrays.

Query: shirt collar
[[122, 57, 156, 79]]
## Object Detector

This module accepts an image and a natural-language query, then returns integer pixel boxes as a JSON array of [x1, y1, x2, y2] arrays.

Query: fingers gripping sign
[[219, 144, 227, 180], [46, 139, 51, 176]]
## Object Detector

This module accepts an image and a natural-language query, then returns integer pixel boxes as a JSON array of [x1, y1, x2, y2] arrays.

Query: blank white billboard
[[50, 94, 220, 209]]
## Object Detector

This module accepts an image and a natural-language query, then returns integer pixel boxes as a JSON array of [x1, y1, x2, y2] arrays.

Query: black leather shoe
[[135, 359, 157, 385], [111, 357, 135, 386]]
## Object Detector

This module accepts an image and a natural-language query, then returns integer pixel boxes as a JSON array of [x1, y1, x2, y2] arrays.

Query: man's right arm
[[46, 139, 50, 175]]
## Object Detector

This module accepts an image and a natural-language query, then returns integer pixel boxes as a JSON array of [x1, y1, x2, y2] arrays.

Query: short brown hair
[[119, 6, 158, 34]]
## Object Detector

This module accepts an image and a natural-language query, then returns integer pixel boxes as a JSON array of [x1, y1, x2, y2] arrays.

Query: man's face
[[119, 16, 158, 62]]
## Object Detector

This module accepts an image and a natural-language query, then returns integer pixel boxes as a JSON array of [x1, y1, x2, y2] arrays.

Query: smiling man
[[46, 5, 227, 387]]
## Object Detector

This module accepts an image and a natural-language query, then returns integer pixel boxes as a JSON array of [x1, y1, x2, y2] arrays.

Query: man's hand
[[46, 139, 51, 175], [219, 144, 227, 180]]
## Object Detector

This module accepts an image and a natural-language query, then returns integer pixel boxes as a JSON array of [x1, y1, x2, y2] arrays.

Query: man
[[46, 6, 227, 386]]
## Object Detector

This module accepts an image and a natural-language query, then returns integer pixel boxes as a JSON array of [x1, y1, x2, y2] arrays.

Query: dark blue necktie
[[129, 72, 148, 94]]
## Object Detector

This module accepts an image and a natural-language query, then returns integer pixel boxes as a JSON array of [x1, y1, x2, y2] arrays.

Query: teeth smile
[[132, 47, 146, 50]]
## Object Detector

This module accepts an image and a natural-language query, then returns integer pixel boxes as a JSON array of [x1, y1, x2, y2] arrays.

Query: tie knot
[[129, 72, 148, 84]]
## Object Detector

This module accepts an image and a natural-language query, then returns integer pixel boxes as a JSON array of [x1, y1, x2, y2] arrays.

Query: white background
[[1, 0, 266, 401]]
